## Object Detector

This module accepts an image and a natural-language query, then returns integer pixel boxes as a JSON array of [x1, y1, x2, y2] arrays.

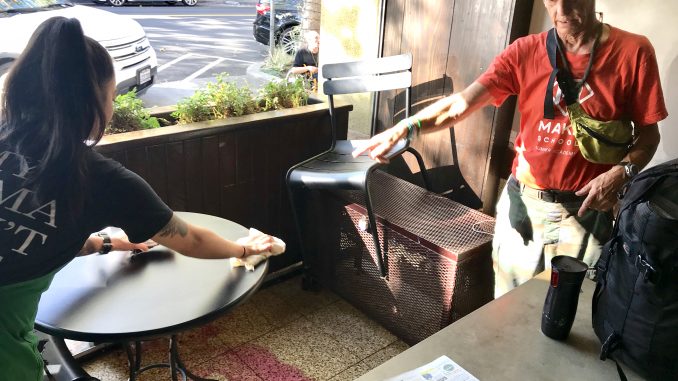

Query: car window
[[1, 0, 70, 12], [260, 0, 302, 12]]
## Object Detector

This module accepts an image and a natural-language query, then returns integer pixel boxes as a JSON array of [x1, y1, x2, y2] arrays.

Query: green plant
[[258, 77, 309, 111], [261, 48, 294, 77], [107, 89, 162, 134], [172, 74, 258, 124]]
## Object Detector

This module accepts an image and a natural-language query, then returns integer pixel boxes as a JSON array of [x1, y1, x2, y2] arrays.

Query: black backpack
[[592, 158, 678, 381]]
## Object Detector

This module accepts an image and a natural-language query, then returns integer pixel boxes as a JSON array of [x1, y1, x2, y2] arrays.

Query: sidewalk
[[139, 62, 279, 108]]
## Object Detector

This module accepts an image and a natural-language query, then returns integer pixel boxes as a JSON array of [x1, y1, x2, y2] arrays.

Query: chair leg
[[364, 178, 387, 278], [285, 180, 320, 291], [406, 147, 432, 191]]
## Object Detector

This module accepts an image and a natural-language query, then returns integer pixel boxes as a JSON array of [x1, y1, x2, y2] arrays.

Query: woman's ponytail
[[0, 17, 114, 213]]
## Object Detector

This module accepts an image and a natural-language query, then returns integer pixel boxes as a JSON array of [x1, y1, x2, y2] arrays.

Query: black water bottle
[[541, 255, 589, 340]]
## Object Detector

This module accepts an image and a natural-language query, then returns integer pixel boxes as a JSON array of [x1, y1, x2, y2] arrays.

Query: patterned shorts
[[492, 177, 613, 298]]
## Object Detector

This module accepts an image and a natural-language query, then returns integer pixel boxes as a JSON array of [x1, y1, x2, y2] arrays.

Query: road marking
[[183, 57, 227, 82], [157, 53, 193, 73], [189, 53, 256, 64]]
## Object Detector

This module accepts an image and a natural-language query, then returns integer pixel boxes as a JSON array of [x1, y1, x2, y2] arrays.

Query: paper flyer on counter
[[384, 355, 479, 381]]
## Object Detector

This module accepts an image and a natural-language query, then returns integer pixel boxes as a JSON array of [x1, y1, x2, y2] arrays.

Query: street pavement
[[73, 0, 272, 107], [140, 62, 278, 108]]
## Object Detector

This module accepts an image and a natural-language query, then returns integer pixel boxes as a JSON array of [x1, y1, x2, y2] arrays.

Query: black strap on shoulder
[[544, 25, 603, 119], [544, 29, 560, 120]]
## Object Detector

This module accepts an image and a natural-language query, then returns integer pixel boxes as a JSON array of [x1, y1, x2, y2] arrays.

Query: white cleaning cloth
[[230, 228, 286, 271]]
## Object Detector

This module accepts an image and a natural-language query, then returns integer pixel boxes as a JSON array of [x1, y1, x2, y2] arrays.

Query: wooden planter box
[[96, 101, 351, 273]]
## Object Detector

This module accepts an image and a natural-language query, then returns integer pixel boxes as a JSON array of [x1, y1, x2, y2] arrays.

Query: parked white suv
[[0, 0, 158, 94]]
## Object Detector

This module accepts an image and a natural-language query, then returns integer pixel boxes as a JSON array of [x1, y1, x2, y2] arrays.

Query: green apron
[[0, 269, 59, 381]]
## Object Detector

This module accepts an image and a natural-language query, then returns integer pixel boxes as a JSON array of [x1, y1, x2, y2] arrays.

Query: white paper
[[384, 355, 479, 381]]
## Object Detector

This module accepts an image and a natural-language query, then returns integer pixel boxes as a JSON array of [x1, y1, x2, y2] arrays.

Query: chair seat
[[288, 140, 382, 190]]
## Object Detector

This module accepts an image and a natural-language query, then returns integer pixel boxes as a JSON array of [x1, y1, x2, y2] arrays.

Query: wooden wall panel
[[440, 0, 519, 208], [165, 142, 186, 211], [399, 0, 456, 192], [375, 0, 406, 134], [378, 0, 533, 211], [201, 136, 220, 216], [146, 145, 168, 202], [184, 139, 203, 213], [126, 148, 148, 183]]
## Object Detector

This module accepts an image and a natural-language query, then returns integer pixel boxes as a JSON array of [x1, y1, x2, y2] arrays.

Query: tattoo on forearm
[[158, 215, 188, 238]]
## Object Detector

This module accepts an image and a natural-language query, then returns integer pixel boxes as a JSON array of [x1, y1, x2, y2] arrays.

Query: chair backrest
[[320, 53, 412, 144]]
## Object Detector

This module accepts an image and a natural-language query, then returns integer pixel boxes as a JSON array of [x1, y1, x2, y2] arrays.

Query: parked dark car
[[92, 0, 197, 6], [253, 0, 302, 54]]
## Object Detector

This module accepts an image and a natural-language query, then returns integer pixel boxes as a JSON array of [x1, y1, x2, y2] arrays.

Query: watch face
[[625, 163, 639, 178]]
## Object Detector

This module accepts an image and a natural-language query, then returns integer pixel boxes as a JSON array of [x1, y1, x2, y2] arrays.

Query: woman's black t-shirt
[[0, 147, 173, 286]]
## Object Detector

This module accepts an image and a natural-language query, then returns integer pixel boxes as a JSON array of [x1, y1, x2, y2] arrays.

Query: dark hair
[[0, 17, 114, 212]]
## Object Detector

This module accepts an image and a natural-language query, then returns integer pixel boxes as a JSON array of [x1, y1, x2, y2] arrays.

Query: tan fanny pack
[[544, 27, 634, 164]]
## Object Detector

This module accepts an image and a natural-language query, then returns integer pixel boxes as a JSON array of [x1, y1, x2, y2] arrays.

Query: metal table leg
[[124, 336, 215, 381]]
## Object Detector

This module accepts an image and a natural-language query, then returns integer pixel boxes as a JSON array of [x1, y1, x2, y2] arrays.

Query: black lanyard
[[544, 24, 603, 119]]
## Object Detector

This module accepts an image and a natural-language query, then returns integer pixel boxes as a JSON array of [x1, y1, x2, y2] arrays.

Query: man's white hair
[[305, 30, 319, 43]]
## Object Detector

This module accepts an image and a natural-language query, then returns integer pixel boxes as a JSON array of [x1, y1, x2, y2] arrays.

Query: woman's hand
[[240, 233, 275, 258], [79, 232, 156, 256], [112, 233, 156, 253], [352, 123, 409, 163]]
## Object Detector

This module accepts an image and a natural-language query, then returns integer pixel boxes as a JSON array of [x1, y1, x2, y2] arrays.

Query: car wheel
[[278, 26, 301, 55], [107, 0, 126, 6], [182, 0, 197, 6]]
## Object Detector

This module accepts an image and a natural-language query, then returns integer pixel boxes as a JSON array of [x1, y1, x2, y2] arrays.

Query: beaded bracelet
[[403, 119, 414, 140], [413, 117, 422, 134]]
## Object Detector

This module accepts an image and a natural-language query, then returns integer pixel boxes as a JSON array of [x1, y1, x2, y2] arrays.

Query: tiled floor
[[81, 275, 409, 381]]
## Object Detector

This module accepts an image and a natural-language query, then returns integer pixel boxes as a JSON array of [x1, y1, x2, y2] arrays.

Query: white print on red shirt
[[534, 79, 594, 155]]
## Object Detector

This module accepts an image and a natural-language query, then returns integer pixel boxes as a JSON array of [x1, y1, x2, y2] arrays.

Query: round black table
[[35, 212, 268, 381]]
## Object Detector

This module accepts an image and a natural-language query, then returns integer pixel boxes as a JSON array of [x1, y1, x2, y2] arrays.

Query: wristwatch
[[97, 232, 113, 254], [618, 161, 639, 179]]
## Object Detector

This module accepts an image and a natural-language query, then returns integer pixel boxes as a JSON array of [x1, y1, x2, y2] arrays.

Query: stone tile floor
[[80, 275, 408, 381]]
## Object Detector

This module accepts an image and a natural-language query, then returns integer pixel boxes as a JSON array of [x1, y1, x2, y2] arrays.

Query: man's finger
[[371, 141, 395, 160], [577, 196, 593, 217], [352, 141, 375, 158], [575, 182, 591, 196]]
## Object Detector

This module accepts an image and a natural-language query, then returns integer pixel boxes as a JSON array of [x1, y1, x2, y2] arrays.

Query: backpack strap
[[617, 159, 678, 209], [600, 333, 629, 381], [612, 359, 629, 381]]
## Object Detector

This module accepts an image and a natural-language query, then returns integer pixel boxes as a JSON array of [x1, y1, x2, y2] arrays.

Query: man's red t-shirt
[[477, 25, 668, 191]]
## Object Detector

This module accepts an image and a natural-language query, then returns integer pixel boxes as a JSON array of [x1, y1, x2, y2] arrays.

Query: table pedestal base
[[125, 335, 215, 381]]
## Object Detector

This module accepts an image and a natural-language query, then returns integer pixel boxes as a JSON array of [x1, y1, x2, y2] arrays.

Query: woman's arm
[[352, 81, 494, 163], [150, 214, 273, 259]]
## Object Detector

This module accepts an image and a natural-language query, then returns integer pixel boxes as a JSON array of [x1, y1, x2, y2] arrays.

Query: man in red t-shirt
[[353, 0, 667, 296]]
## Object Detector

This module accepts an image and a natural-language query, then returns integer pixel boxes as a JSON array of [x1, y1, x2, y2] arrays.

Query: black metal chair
[[286, 53, 431, 279]]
